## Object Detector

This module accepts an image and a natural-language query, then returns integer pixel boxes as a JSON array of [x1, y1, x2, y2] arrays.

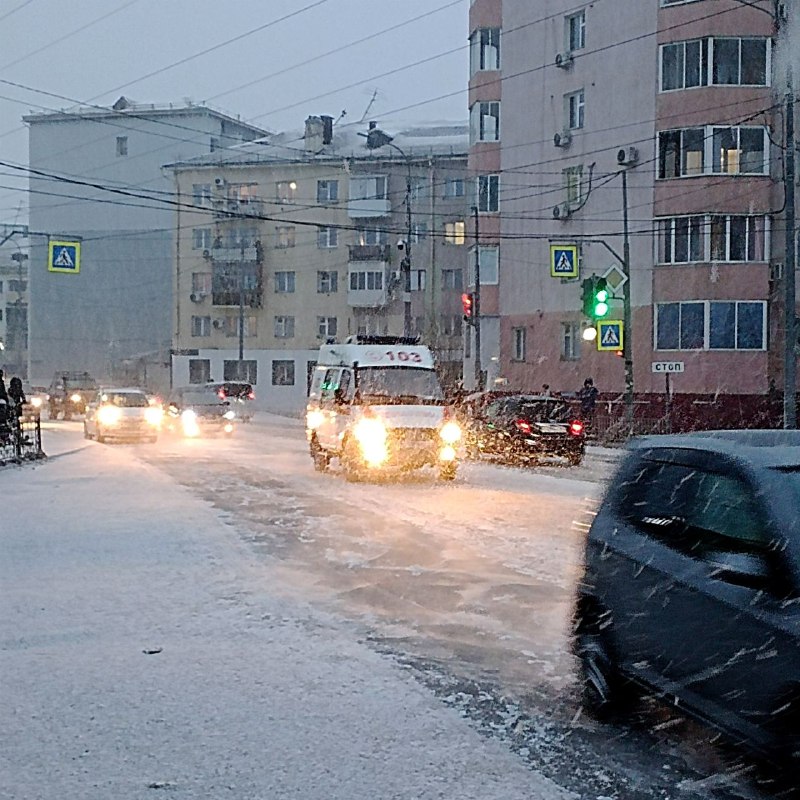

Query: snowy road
[[4, 418, 794, 799]]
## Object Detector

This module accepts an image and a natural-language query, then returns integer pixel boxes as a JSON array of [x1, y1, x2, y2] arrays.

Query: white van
[[306, 336, 461, 480]]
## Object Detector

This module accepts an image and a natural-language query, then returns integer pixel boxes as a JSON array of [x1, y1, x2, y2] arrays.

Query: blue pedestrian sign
[[597, 320, 624, 351], [550, 243, 578, 278], [48, 240, 81, 274]]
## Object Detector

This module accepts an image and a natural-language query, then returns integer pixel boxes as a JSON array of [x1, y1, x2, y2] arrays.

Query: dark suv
[[573, 430, 800, 769], [47, 371, 98, 419]]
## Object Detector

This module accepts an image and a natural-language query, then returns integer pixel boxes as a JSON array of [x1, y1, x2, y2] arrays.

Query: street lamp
[[361, 123, 414, 338]]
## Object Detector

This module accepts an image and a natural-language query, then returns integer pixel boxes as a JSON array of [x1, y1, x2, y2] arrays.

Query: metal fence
[[0, 414, 45, 466]]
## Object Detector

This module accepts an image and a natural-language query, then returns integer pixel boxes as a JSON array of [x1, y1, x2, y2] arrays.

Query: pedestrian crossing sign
[[597, 320, 624, 351], [48, 240, 81, 274], [550, 243, 578, 278]]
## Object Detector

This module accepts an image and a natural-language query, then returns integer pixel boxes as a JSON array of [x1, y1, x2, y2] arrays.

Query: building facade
[[170, 117, 470, 413], [0, 239, 29, 379], [469, 0, 795, 424], [24, 98, 266, 390]]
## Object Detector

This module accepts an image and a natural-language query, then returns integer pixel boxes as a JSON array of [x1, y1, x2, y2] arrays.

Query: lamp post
[[362, 124, 414, 338]]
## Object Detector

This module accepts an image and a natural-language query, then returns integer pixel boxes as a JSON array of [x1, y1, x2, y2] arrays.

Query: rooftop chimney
[[304, 115, 325, 151]]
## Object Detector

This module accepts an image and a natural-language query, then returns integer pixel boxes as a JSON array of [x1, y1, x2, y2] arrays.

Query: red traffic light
[[461, 292, 474, 319]]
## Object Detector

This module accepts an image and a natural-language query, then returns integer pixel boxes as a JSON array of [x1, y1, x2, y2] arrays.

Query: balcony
[[348, 244, 391, 262], [211, 258, 263, 309], [212, 198, 264, 219], [347, 198, 391, 218], [347, 266, 388, 308]]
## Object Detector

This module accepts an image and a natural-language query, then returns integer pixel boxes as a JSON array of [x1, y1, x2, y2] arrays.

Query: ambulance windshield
[[356, 367, 444, 404]]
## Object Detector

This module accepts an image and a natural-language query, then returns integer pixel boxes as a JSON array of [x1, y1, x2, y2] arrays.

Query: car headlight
[[223, 410, 235, 420], [70, 393, 82, 403], [439, 420, 462, 444], [97, 405, 122, 426], [181, 409, 200, 437], [31, 397, 42, 408], [306, 409, 324, 430], [353, 417, 388, 467], [144, 406, 163, 426]]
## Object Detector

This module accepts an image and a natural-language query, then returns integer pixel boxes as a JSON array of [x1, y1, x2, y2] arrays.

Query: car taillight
[[570, 420, 584, 436], [218, 390, 226, 400], [248, 391, 255, 400], [514, 419, 532, 434]]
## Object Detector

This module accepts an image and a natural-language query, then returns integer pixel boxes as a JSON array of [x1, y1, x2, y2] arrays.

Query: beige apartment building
[[169, 117, 470, 412], [469, 0, 795, 427]]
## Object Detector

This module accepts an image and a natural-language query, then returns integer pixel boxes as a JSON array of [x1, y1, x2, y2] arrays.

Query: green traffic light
[[594, 300, 609, 317]]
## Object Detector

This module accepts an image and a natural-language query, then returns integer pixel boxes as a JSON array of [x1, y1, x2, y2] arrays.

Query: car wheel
[[574, 612, 630, 719], [96, 427, 105, 443], [439, 463, 457, 481], [340, 437, 362, 482], [310, 436, 329, 472]]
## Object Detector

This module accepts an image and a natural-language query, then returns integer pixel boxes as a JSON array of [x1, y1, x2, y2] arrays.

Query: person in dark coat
[[577, 377, 599, 433], [0, 369, 8, 405], [8, 377, 26, 419]]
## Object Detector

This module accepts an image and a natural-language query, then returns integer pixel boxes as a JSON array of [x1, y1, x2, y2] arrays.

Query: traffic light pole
[[472, 206, 483, 391], [783, 74, 796, 428], [621, 170, 634, 432]]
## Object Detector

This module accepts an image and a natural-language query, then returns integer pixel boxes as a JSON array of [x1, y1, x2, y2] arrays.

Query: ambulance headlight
[[97, 405, 122, 426], [353, 417, 388, 466], [70, 393, 82, 404], [31, 396, 42, 408], [144, 406, 163, 426], [306, 409, 325, 430], [439, 421, 462, 444]]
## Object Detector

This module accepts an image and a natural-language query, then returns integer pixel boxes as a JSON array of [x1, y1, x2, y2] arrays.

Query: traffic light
[[461, 292, 474, 323], [581, 276, 610, 319]]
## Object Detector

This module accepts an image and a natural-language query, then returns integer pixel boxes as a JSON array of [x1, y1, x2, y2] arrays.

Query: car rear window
[[101, 392, 148, 407]]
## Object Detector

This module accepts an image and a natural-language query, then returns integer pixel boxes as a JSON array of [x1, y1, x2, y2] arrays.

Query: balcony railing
[[212, 198, 264, 219], [348, 244, 391, 262]]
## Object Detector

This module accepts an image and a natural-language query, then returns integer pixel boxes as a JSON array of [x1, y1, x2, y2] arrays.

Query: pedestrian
[[578, 377, 599, 432], [541, 384, 552, 396], [8, 377, 26, 419], [0, 369, 8, 405]]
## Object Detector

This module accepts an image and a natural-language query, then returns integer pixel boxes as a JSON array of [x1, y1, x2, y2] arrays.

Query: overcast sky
[[0, 0, 469, 224]]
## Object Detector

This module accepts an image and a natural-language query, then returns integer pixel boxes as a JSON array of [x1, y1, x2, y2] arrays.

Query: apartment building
[[0, 245, 29, 378], [469, 0, 793, 420], [24, 98, 266, 389], [169, 116, 470, 413]]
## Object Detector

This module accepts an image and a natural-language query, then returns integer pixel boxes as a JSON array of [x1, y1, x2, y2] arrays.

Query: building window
[[393, 269, 427, 291], [272, 360, 295, 386], [565, 90, 585, 130], [469, 27, 500, 74], [561, 322, 581, 360], [317, 316, 338, 339], [316, 179, 339, 203], [116, 136, 128, 156], [317, 226, 338, 248], [658, 128, 705, 177], [223, 360, 258, 383], [356, 226, 388, 246], [9, 279, 27, 292], [192, 184, 212, 206], [275, 226, 296, 249], [410, 178, 427, 202], [468, 246, 499, 285], [713, 38, 768, 86], [350, 175, 387, 201], [210, 137, 220, 152], [276, 180, 297, 203], [659, 126, 767, 178], [442, 269, 463, 290], [711, 127, 766, 174], [445, 221, 466, 245], [224, 226, 258, 248], [191, 316, 211, 337], [512, 327, 526, 361], [274, 316, 295, 338], [189, 359, 211, 384], [192, 272, 212, 293], [657, 300, 766, 350], [710, 215, 767, 261], [566, 10, 586, 51], [225, 315, 257, 338], [657, 216, 706, 263], [411, 223, 428, 243], [661, 39, 707, 91], [563, 165, 584, 205], [476, 174, 499, 213], [274, 271, 295, 293], [349, 271, 383, 290], [470, 101, 500, 143], [444, 178, 465, 198], [317, 270, 338, 293], [192, 228, 212, 250]]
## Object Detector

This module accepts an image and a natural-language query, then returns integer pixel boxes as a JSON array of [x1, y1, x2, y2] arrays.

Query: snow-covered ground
[[2, 421, 575, 800]]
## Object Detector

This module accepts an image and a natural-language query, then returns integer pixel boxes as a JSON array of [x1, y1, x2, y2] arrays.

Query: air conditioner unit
[[555, 51, 573, 69], [617, 146, 639, 166], [214, 177, 226, 187], [212, 318, 225, 330], [202, 249, 211, 259], [554, 130, 572, 148], [553, 202, 572, 220], [189, 292, 206, 303]]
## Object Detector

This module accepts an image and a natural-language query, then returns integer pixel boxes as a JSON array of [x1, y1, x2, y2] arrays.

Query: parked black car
[[47, 371, 98, 419], [202, 381, 256, 422], [464, 393, 585, 466], [573, 430, 800, 770]]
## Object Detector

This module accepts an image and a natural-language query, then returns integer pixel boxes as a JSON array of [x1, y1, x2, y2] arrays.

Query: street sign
[[48, 240, 81, 274], [597, 320, 624, 351], [550, 243, 578, 278], [651, 361, 685, 374]]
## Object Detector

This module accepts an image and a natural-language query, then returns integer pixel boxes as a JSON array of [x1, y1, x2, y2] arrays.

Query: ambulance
[[305, 336, 461, 480]]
